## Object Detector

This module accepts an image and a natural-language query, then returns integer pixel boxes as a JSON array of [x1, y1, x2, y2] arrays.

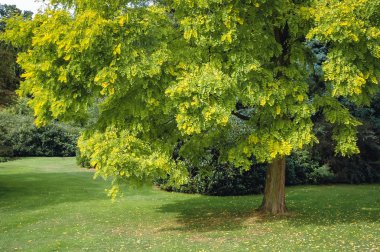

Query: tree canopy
[[3, 0, 380, 199]]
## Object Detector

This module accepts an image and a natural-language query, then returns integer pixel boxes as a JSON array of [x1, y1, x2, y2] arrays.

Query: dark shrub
[[286, 149, 334, 185], [159, 163, 266, 196], [0, 110, 80, 158]]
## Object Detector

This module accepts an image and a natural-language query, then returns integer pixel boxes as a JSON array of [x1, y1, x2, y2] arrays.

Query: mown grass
[[0, 158, 379, 251]]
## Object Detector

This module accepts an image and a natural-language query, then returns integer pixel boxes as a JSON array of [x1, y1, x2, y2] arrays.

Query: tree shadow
[[157, 185, 380, 232], [157, 195, 263, 232]]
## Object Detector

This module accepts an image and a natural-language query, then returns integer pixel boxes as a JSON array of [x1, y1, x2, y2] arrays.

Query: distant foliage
[[312, 126, 380, 184], [0, 101, 80, 158], [158, 150, 335, 196], [311, 92, 380, 184], [0, 4, 32, 107], [159, 163, 266, 196], [286, 150, 335, 185]]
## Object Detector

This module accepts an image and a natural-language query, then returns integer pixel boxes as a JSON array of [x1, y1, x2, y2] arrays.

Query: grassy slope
[[0, 158, 379, 251]]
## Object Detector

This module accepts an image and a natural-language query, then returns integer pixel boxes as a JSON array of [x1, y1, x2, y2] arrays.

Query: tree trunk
[[259, 156, 287, 214]]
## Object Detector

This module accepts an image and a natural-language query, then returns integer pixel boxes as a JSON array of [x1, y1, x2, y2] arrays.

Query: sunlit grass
[[0, 158, 379, 251]]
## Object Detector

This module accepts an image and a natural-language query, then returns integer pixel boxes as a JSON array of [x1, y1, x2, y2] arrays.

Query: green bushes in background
[[156, 142, 378, 196], [286, 149, 335, 185], [0, 101, 80, 159], [158, 163, 266, 196], [157, 151, 335, 196]]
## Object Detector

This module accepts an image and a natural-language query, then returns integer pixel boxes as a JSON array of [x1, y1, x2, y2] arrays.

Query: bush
[[159, 163, 266, 196], [158, 148, 336, 196], [286, 149, 318, 185], [202, 164, 267, 195], [311, 122, 380, 184], [286, 150, 334, 185], [0, 109, 80, 158], [307, 164, 334, 184]]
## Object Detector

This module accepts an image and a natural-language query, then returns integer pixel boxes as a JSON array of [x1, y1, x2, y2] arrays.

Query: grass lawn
[[0, 158, 379, 251]]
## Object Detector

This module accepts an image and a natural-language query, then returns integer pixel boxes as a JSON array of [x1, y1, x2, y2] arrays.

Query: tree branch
[[232, 111, 251, 121]]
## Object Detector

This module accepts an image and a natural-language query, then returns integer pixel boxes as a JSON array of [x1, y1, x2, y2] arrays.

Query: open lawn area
[[0, 158, 379, 251]]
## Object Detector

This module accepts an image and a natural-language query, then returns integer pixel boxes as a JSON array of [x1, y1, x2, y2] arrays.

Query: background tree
[[0, 4, 32, 107], [3, 0, 380, 214]]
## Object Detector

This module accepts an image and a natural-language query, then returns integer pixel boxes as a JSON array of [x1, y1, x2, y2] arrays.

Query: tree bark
[[259, 157, 287, 214]]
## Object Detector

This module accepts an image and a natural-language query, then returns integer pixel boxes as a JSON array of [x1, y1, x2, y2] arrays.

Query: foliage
[[159, 162, 266, 196], [1, 157, 379, 251], [0, 156, 10, 162], [0, 4, 32, 107], [286, 149, 324, 185], [310, 90, 380, 184], [0, 101, 80, 158], [160, 149, 335, 196], [75, 148, 91, 168], [77, 128, 187, 196], [2, 0, 380, 193], [312, 124, 380, 184]]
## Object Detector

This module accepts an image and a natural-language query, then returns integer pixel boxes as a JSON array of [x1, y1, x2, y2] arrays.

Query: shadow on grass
[[0, 172, 108, 210], [157, 185, 380, 232], [157, 195, 263, 232]]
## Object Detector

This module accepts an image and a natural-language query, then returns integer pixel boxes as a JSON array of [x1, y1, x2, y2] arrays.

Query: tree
[[0, 4, 32, 107], [3, 0, 380, 214]]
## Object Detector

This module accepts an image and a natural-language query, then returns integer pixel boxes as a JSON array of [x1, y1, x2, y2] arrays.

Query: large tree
[[3, 0, 380, 213]]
